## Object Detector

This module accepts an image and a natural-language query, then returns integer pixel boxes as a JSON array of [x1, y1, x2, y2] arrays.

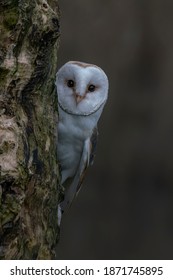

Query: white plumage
[[55, 61, 108, 214]]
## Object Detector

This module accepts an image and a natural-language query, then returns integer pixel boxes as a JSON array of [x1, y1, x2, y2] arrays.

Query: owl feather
[[56, 61, 109, 215]]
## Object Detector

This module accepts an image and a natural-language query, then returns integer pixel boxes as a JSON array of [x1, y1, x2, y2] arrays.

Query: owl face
[[56, 61, 109, 116]]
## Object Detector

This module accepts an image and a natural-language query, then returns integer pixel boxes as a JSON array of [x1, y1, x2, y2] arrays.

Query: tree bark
[[0, 0, 61, 259]]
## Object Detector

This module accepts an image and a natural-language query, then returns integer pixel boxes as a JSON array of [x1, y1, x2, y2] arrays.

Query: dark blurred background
[[56, 0, 173, 259]]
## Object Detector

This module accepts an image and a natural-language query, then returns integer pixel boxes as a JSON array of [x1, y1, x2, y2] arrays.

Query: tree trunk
[[0, 0, 61, 259]]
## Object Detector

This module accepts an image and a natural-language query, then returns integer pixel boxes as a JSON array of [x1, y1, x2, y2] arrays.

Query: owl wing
[[76, 126, 98, 194], [89, 126, 98, 166], [60, 127, 98, 212]]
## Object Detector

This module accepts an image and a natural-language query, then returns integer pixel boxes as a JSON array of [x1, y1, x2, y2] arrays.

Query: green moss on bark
[[0, 69, 9, 81], [3, 8, 19, 29]]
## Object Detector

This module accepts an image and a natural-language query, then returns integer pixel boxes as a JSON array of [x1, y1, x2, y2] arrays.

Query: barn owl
[[55, 61, 109, 216]]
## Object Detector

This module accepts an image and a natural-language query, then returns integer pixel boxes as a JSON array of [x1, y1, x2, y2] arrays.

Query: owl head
[[56, 61, 109, 116]]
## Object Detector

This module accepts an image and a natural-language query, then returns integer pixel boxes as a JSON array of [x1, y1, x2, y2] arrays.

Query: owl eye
[[88, 84, 96, 92], [67, 80, 75, 88]]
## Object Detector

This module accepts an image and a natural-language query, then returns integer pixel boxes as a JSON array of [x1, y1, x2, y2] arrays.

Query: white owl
[[55, 61, 109, 215]]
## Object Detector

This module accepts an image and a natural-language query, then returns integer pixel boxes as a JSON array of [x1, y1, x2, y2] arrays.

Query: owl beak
[[75, 93, 85, 104]]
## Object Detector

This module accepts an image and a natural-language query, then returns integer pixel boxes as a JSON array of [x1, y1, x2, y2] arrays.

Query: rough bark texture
[[0, 0, 61, 259]]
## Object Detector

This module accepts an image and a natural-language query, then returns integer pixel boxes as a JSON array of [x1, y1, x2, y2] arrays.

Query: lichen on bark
[[0, 0, 61, 259]]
